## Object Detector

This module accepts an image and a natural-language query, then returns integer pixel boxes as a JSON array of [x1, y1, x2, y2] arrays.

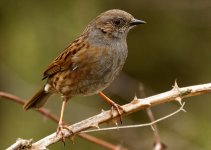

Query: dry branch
[[23, 82, 211, 149], [5, 82, 211, 149]]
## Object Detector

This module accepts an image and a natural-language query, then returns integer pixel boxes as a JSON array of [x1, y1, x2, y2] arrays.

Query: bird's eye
[[114, 20, 121, 25], [113, 19, 124, 26]]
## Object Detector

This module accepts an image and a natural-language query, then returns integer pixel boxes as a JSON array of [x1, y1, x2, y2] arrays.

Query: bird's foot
[[110, 102, 125, 124], [56, 123, 73, 145]]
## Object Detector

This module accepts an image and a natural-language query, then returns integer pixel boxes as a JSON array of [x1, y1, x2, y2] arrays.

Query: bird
[[23, 9, 145, 138]]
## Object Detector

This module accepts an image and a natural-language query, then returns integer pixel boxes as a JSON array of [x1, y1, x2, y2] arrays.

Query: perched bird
[[23, 9, 145, 137]]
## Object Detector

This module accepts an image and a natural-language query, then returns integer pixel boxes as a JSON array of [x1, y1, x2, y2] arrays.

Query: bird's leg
[[98, 92, 124, 124], [57, 96, 73, 143]]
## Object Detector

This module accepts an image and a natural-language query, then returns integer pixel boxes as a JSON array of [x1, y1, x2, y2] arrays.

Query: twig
[[5, 82, 211, 149], [81, 102, 185, 133], [146, 109, 167, 150], [0, 92, 121, 150], [146, 108, 159, 138], [138, 83, 167, 150]]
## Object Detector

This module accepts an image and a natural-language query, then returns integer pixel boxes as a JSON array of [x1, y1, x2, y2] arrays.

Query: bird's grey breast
[[91, 37, 128, 83], [109, 38, 128, 79]]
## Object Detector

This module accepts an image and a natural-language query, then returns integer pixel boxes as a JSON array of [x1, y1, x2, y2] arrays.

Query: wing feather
[[42, 37, 86, 80]]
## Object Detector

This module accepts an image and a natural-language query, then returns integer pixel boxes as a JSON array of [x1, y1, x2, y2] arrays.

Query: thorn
[[172, 81, 184, 105], [172, 80, 179, 91], [134, 94, 138, 100], [174, 79, 178, 87], [175, 97, 182, 105], [111, 118, 119, 127], [90, 122, 99, 129], [131, 94, 139, 104], [131, 99, 139, 104]]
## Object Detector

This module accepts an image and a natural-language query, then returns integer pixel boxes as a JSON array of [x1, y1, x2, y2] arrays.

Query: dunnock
[[24, 9, 145, 137]]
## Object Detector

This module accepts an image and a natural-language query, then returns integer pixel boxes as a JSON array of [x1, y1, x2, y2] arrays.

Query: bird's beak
[[130, 18, 146, 26]]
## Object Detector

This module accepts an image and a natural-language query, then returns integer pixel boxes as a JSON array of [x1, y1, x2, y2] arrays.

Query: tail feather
[[23, 87, 51, 110]]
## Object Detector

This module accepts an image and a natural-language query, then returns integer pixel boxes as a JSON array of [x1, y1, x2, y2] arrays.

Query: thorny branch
[[0, 92, 123, 150], [4, 82, 211, 149]]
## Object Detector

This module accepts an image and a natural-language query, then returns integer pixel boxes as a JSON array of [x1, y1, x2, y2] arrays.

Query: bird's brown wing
[[42, 37, 86, 80]]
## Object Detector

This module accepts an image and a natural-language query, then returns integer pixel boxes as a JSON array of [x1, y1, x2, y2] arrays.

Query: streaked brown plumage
[[23, 9, 145, 137]]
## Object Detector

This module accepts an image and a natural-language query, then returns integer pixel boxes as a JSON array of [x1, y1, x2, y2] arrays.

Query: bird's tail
[[23, 87, 51, 110]]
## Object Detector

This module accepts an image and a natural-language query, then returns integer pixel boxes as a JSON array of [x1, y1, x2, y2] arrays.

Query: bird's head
[[92, 9, 146, 39]]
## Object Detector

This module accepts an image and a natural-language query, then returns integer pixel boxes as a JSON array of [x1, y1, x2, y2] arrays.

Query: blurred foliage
[[1, 0, 211, 149]]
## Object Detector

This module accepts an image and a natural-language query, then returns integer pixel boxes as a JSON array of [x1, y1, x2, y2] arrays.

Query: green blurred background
[[1, 0, 211, 149]]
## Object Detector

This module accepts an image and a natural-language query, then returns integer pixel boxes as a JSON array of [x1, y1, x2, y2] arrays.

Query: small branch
[[0, 92, 121, 150], [146, 108, 160, 140], [0, 92, 24, 105], [27, 82, 211, 149], [82, 102, 185, 133], [138, 83, 167, 150], [77, 133, 126, 150], [146, 109, 167, 150]]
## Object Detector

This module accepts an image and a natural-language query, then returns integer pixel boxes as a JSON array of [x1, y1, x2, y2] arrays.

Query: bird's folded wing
[[42, 37, 88, 80]]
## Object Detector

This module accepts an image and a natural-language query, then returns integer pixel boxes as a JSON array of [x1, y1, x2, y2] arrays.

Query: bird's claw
[[56, 124, 73, 145], [110, 102, 124, 124]]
